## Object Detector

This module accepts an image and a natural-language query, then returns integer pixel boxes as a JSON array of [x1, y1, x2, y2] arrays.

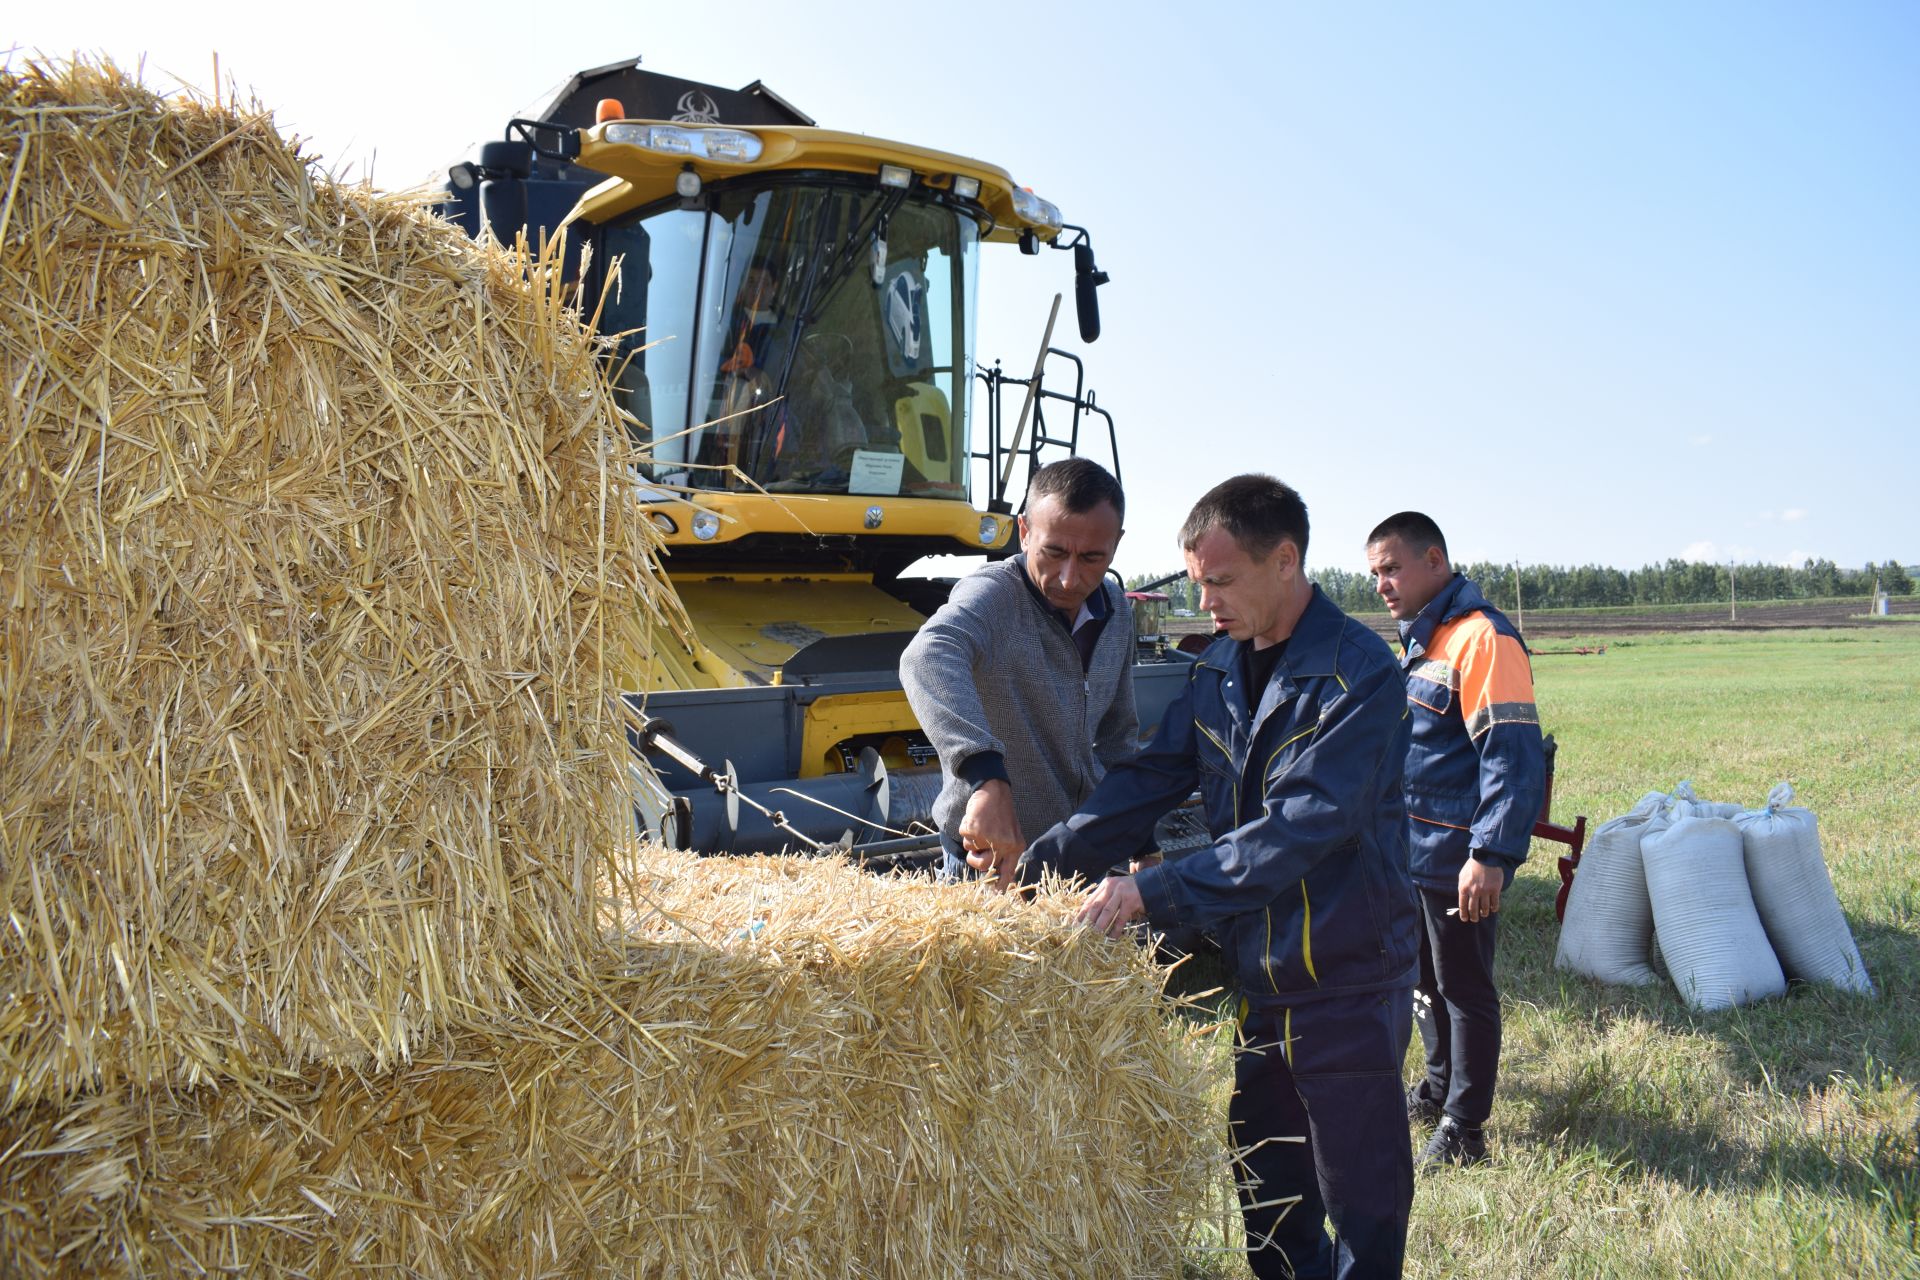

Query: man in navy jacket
[[1366, 512, 1545, 1169], [1024, 475, 1419, 1280]]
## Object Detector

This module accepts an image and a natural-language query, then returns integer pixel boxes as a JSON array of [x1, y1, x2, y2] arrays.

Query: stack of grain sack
[[0, 61, 1230, 1278], [1556, 780, 1874, 1009]]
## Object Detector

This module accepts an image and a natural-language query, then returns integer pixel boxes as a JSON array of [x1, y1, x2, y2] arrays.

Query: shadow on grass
[[1142, 871, 1919, 1233], [1497, 873, 1919, 1218]]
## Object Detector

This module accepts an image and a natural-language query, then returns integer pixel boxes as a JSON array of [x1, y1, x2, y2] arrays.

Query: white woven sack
[[1555, 791, 1670, 985], [1646, 796, 1692, 974], [1735, 783, 1874, 995], [1642, 814, 1785, 1010], [1673, 780, 1744, 820]]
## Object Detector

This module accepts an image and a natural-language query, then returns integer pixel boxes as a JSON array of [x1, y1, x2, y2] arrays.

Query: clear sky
[[15, 1, 1917, 581]]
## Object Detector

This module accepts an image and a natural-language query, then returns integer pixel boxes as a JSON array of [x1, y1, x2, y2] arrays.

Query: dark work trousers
[[1411, 884, 1503, 1127], [1234, 988, 1414, 1280]]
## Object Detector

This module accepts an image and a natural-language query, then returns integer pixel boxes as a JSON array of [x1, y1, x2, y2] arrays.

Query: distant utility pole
[[1513, 562, 1524, 633], [1730, 560, 1737, 623]]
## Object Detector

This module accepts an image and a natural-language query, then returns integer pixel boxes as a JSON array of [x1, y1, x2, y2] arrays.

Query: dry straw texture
[[0, 59, 674, 1104], [0, 57, 1236, 1278], [1, 847, 1234, 1278]]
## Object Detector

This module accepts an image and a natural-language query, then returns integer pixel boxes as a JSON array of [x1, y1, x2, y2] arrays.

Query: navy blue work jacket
[[1023, 586, 1420, 1008], [1396, 574, 1546, 891]]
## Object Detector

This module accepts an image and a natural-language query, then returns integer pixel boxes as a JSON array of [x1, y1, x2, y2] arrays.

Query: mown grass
[[1175, 627, 1920, 1278]]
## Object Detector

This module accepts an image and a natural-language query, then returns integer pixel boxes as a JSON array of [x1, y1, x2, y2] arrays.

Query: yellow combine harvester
[[442, 58, 1194, 857]]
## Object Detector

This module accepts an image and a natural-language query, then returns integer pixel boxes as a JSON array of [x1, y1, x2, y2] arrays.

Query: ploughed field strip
[[1165, 596, 1915, 647], [1495, 599, 1917, 635], [0, 60, 1231, 1278]]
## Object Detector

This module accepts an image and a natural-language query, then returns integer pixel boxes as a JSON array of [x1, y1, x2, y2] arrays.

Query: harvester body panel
[[443, 59, 1153, 858]]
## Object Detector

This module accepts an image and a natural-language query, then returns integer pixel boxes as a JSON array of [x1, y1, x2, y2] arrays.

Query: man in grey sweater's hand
[[958, 777, 1025, 887], [900, 458, 1138, 891]]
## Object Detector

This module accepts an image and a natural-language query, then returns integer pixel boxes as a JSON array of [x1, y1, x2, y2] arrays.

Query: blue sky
[[16, 1, 1917, 580]]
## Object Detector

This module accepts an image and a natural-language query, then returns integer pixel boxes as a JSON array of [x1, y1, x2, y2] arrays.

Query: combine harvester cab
[[441, 57, 1195, 859]]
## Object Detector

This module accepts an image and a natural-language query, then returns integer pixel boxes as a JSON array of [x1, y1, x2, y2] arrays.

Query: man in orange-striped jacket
[[1366, 512, 1545, 1169]]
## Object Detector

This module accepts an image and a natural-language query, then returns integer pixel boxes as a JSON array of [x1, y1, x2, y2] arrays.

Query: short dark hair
[[1026, 457, 1125, 522], [1178, 474, 1309, 563], [1366, 511, 1449, 564]]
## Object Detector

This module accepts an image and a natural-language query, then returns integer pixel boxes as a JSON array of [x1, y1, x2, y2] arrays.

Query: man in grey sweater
[[900, 458, 1139, 885]]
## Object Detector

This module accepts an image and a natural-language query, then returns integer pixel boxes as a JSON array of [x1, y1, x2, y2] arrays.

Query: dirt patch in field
[[1165, 598, 1917, 644]]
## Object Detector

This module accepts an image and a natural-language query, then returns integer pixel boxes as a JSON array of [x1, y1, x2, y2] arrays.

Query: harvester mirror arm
[[504, 117, 582, 164], [1053, 225, 1108, 344]]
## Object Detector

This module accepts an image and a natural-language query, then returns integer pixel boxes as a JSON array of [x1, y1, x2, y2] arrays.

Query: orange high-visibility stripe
[[1429, 613, 1537, 738]]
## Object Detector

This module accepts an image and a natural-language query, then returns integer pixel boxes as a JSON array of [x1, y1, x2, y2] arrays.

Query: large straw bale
[[0, 60, 676, 1105], [0, 847, 1235, 1278], [0, 55, 1238, 1275]]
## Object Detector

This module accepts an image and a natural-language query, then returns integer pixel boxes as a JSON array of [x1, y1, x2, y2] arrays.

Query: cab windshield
[[602, 180, 979, 500]]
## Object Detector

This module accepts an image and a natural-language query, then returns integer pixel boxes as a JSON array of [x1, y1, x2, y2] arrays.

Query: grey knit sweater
[[900, 556, 1139, 842]]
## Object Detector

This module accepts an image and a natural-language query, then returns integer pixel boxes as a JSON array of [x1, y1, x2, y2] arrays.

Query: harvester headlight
[[878, 164, 913, 189], [649, 512, 678, 535], [607, 123, 693, 154], [951, 175, 981, 200], [691, 510, 721, 541], [1010, 187, 1062, 231], [603, 123, 764, 164], [701, 130, 761, 162], [978, 516, 1000, 546]]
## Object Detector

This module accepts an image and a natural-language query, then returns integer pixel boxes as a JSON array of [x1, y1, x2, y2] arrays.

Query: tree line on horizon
[[1128, 558, 1917, 616]]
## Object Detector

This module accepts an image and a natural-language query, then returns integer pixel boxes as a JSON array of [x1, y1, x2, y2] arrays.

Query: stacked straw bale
[[1, 847, 1233, 1278], [0, 59, 675, 1102], [0, 59, 1237, 1278]]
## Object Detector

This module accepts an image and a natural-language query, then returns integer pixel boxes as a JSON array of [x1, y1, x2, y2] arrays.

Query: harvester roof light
[[877, 164, 913, 189], [1010, 186, 1062, 231], [691, 510, 721, 541], [978, 516, 1000, 546], [951, 175, 981, 200], [603, 123, 764, 164], [675, 166, 703, 199], [614, 123, 692, 155], [595, 97, 626, 124], [701, 131, 759, 162]]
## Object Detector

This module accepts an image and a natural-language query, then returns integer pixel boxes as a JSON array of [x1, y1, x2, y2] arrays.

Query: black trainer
[[1406, 1086, 1443, 1129], [1419, 1116, 1488, 1169]]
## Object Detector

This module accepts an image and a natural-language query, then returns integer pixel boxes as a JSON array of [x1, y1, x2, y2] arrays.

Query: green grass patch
[[1174, 627, 1920, 1277]]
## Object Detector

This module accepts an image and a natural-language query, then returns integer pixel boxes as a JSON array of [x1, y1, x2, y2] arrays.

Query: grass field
[[1176, 625, 1920, 1279]]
